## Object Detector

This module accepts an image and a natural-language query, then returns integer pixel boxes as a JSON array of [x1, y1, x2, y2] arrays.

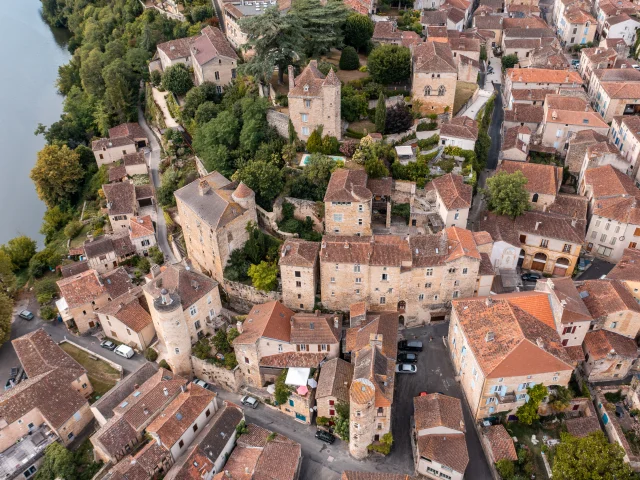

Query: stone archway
[[553, 257, 571, 276], [531, 252, 547, 271], [398, 300, 406, 313]]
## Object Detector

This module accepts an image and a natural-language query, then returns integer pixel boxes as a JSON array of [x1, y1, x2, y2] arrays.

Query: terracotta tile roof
[[452, 295, 574, 378], [591, 195, 640, 225], [97, 294, 151, 333], [413, 41, 457, 73], [401, 31, 423, 47], [143, 264, 218, 312], [493, 291, 556, 329], [104, 182, 136, 216], [146, 384, 215, 447], [350, 301, 367, 319], [324, 169, 372, 203], [414, 393, 464, 432], [109, 165, 128, 182], [601, 81, 640, 99], [342, 473, 418, 480], [565, 345, 586, 362], [504, 27, 556, 39], [112, 234, 136, 257], [504, 104, 544, 124], [84, 235, 116, 258], [583, 329, 638, 359], [564, 5, 595, 23], [217, 445, 260, 479], [233, 182, 253, 199], [57, 269, 107, 309], [473, 231, 493, 246], [132, 441, 171, 473], [516, 210, 586, 244], [474, 14, 503, 30], [475, 211, 520, 246], [565, 414, 601, 438], [129, 215, 155, 239], [507, 4, 540, 13], [544, 95, 609, 128], [446, 226, 482, 261], [255, 440, 301, 480], [479, 252, 495, 276], [290, 312, 341, 344], [157, 36, 194, 59], [593, 68, 640, 82], [109, 123, 148, 141], [61, 260, 90, 278], [92, 136, 135, 151], [373, 21, 403, 40], [507, 68, 582, 84], [426, 26, 449, 39], [417, 434, 469, 473], [549, 193, 590, 219], [174, 171, 252, 230], [279, 239, 320, 268], [345, 312, 399, 359], [316, 358, 354, 401], [440, 116, 479, 141], [498, 160, 562, 196], [614, 116, 640, 143], [367, 177, 393, 197], [289, 60, 339, 98], [501, 126, 530, 154], [565, 129, 609, 174], [504, 38, 541, 49], [511, 88, 556, 101], [192, 26, 238, 65], [449, 36, 480, 54], [259, 352, 326, 368], [430, 173, 473, 209], [584, 164, 640, 199], [123, 151, 146, 166], [608, 248, 640, 282], [541, 277, 592, 324], [484, 425, 518, 462], [352, 345, 394, 407], [233, 301, 294, 345], [577, 279, 640, 318]]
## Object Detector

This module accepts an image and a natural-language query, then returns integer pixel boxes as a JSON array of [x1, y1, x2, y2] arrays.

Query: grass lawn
[[453, 81, 479, 115], [348, 119, 376, 135], [60, 342, 120, 401], [506, 421, 561, 479], [69, 223, 92, 249]]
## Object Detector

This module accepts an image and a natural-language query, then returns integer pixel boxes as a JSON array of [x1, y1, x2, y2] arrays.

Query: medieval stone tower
[[287, 60, 342, 141], [349, 378, 376, 459], [145, 288, 194, 377]]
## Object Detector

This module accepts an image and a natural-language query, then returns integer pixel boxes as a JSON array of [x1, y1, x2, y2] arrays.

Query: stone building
[[425, 173, 472, 228], [97, 292, 156, 352], [129, 215, 157, 256], [175, 172, 257, 284], [319, 228, 494, 326], [232, 301, 341, 387], [411, 41, 457, 116], [91, 122, 148, 167], [439, 116, 479, 150], [143, 264, 222, 376], [610, 116, 640, 182], [497, 161, 562, 211], [288, 60, 341, 141], [324, 169, 373, 236], [448, 294, 574, 420], [607, 248, 640, 301], [583, 329, 638, 381], [413, 393, 468, 480], [279, 239, 321, 311], [83, 234, 136, 274], [504, 69, 583, 109], [577, 279, 640, 338], [315, 358, 354, 418]]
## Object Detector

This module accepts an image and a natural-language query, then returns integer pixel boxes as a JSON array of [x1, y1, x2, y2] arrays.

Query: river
[[0, 0, 71, 246]]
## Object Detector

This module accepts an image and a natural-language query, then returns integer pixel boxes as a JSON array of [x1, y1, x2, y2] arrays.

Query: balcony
[[494, 391, 517, 404], [0, 425, 58, 480]]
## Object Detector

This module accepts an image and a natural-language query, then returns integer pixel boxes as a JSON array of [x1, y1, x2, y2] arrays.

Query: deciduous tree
[[367, 44, 411, 85], [483, 171, 530, 219], [365, 157, 389, 179], [0, 251, 16, 295], [30, 145, 84, 209], [233, 160, 284, 209], [33, 442, 74, 480], [375, 92, 386, 133], [344, 13, 374, 51], [515, 383, 547, 425], [248, 261, 278, 291], [161, 64, 194, 96], [2, 236, 37, 270]]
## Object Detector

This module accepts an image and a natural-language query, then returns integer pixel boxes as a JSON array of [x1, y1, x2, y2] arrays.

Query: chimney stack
[[198, 180, 210, 196], [163, 387, 169, 396], [535, 221, 541, 230], [334, 316, 339, 329], [288, 65, 295, 90], [236, 320, 243, 334]]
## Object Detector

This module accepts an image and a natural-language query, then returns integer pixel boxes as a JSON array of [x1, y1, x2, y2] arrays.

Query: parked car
[[521, 272, 541, 282], [487, 66, 494, 74], [18, 310, 34, 320], [396, 363, 417, 374], [633, 64, 640, 70], [4, 378, 15, 390], [100, 340, 116, 351], [10, 367, 18, 378], [193, 378, 211, 390], [397, 353, 418, 363], [315, 430, 335, 444], [398, 340, 423, 352], [241, 395, 259, 409], [114, 344, 135, 359]]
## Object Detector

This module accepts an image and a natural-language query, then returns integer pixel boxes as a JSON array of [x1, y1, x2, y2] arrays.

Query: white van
[[114, 345, 135, 359]]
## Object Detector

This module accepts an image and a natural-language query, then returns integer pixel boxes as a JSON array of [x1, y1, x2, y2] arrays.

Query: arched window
[[532, 193, 539, 203], [424, 85, 431, 96], [438, 85, 446, 96]]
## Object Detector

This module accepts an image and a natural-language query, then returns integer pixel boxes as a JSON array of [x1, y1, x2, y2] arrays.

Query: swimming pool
[[299, 154, 346, 166]]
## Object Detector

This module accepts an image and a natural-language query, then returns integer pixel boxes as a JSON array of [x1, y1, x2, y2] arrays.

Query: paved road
[[486, 82, 503, 171], [576, 258, 614, 280], [393, 323, 493, 480], [137, 107, 177, 265], [0, 294, 146, 388]]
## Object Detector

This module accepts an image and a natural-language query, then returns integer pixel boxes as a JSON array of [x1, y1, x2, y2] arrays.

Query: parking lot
[[393, 322, 493, 479]]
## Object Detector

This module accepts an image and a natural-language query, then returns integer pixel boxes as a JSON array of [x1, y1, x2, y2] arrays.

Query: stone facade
[[412, 42, 458, 116], [280, 239, 320, 312], [349, 378, 377, 459], [324, 170, 374, 236], [288, 61, 341, 141], [191, 355, 243, 392], [223, 279, 283, 313]]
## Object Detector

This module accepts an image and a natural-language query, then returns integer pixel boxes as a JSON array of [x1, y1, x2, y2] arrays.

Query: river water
[[0, 0, 71, 246]]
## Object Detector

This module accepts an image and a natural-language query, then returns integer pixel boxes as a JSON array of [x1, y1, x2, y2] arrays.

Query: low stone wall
[[282, 197, 324, 232], [267, 110, 289, 138], [256, 203, 297, 241], [58, 339, 124, 379], [223, 279, 282, 313], [391, 180, 416, 205], [191, 356, 242, 393]]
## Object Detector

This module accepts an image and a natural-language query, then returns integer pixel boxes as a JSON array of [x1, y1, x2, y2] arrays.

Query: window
[[425, 282, 431, 288], [175, 347, 180, 354], [454, 280, 460, 287], [358, 218, 363, 225], [448, 268, 456, 274], [179, 440, 184, 449], [189, 305, 197, 316], [354, 264, 361, 273], [605, 223, 611, 231], [433, 294, 439, 301], [296, 281, 301, 287], [330, 277, 335, 283], [321, 344, 328, 351], [244, 357, 250, 364], [591, 231, 597, 239], [358, 204, 364, 212], [462, 268, 468, 275], [194, 320, 201, 330], [426, 268, 433, 276], [454, 212, 460, 220], [601, 234, 607, 242], [305, 99, 311, 108], [299, 344, 308, 351], [595, 220, 601, 228], [295, 271, 301, 277], [453, 291, 459, 298], [67, 433, 74, 440], [355, 277, 362, 283], [193, 424, 199, 432], [289, 399, 295, 406], [301, 113, 308, 123], [206, 409, 211, 417], [597, 245, 613, 256], [302, 127, 309, 136], [540, 239, 549, 248], [216, 85, 222, 94], [214, 71, 220, 81], [438, 85, 446, 96], [563, 244, 571, 253], [381, 273, 388, 281], [333, 213, 343, 223], [380, 296, 386, 304], [418, 293, 425, 301], [611, 321, 618, 329]]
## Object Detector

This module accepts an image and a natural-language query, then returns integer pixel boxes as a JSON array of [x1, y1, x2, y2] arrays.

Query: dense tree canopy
[[367, 44, 411, 85], [290, 0, 349, 57], [162, 64, 194, 96], [2, 236, 37, 270], [484, 171, 530, 219], [344, 13, 374, 51], [31, 145, 85, 209]]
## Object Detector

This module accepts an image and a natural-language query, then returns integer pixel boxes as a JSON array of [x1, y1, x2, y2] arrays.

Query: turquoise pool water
[[299, 154, 346, 166]]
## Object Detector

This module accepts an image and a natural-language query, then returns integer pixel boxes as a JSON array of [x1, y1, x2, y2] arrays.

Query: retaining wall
[[191, 355, 242, 393], [223, 279, 282, 313]]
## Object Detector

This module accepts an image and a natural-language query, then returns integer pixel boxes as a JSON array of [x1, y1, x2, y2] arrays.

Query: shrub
[[193, 338, 212, 360], [605, 390, 624, 403], [317, 61, 336, 76], [417, 135, 439, 149], [496, 459, 515, 479], [35, 278, 58, 305], [64, 220, 84, 239], [40, 306, 57, 321], [224, 352, 238, 369], [317, 416, 331, 426], [339, 47, 360, 70], [368, 433, 393, 455], [148, 246, 164, 265], [339, 140, 358, 157], [159, 359, 171, 371], [416, 121, 438, 132], [385, 103, 413, 134], [144, 348, 158, 362]]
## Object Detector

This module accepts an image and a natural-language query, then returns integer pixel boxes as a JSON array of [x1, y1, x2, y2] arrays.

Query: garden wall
[[282, 197, 324, 232], [267, 110, 290, 138], [58, 339, 124, 379], [223, 279, 282, 313], [191, 355, 242, 393], [257, 203, 298, 241]]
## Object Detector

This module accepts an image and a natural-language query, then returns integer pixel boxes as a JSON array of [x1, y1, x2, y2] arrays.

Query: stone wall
[[191, 355, 242, 393], [256, 204, 297, 241], [391, 180, 416, 205], [223, 279, 282, 313], [283, 197, 324, 232], [267, 110, 290, 138]]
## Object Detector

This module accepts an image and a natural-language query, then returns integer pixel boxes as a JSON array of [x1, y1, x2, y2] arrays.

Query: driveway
[[137, 106, 177, 265], [393, 323, 493, 480], [0, 294, 146, 388]]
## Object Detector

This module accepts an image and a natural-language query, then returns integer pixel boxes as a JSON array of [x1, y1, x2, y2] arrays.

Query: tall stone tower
[[231, 182, 256, 212], [147, 288, 193, 377], [287, 60, 342, 141], [349, 378, 376, 459]]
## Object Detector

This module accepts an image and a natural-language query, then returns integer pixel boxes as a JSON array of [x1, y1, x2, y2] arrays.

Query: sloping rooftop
[[413, 41, 457, 73], [577, 279, 640, 318], [429, 173, 473, 210], [440, 116, 479, 141], [129, 215, 155, 239], [484, 424, 518, 462], [316, 358, 354, 402], [143, 264, 218, 312], [507, 68, 582, 84], [497, 160, 562, 196], [232, 301, 295, 345], [279, 239, 320, 268], [289, 60, 340, 98], [57, 269, 106, 309], [103, 182, 136, 216], [191, 26, 238, 65], [608, 248, 640, 282], [414, 393, 464, 432], [583, 329, 638, 359], [324, 169, 372, 203]]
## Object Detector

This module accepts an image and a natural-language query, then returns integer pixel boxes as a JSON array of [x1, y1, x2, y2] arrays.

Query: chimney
[[552, 110, 558, 120], [315, 309, 321, 317], [163, 387, 169, 396], [535, 221, 541, 230], [198, 180, 210, 196], [181, 385, 186, 393], [485, 331, 495, 342], [536, 337, 545, 349], [245, 467, 251, 475], [151, 264, 161, 278], [160, 288, 170, 305], [334, 316, 339, 329], [585, 103, 589, 112], [288, 65, 295, 90], [236, 320, 243, 334]]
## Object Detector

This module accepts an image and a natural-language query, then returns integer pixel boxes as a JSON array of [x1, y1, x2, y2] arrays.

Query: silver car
[[241, 395, 259, 409], [395, 363, 417, 374]]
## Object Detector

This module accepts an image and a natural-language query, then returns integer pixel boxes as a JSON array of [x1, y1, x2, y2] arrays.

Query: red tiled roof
[[578, 279, 640, 318], [430, 173, 473, 209], [129, 215, 155, 239], [484, 424, 518, 462], [57, 269, 106, 309], [583, 329, 638, 359], [233, 301, 295, 345], [498, 161, 562, 196]]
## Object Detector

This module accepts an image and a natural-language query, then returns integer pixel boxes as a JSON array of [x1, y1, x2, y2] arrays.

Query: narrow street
[[137, 106, 177, 265], [486, 82, 503, 171]]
